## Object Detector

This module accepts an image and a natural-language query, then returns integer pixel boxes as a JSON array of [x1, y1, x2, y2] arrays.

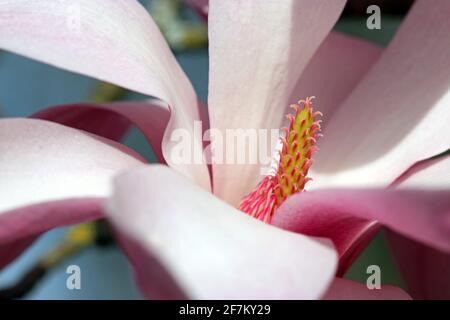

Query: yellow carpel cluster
[[239, 96, 322, 223]]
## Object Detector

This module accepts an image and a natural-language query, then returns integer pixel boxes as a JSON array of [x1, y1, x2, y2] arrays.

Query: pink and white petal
[[0, 0, 210, 190], [0, 199, 102, 269], [323, 277, 411, 300], [208, 0, 346, 206], [386, 230, 450, 300], [311, 0, 450, 189], [393, 155, 450, 189], [288, 32, 382, 128], [0, 199, 103, 244], [32, 101, 171, 163], [0, 118, 144, 213], [272, 189, 450, 274], [105, 165, 337, 299], [32, 105, 132, 143], [0, 118, 144, 262], [115, 233, 187, 299], [386, 154, 450, 299]]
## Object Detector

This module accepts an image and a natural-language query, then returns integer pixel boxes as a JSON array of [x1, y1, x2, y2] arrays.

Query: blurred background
[[0, 0, 414, 299]]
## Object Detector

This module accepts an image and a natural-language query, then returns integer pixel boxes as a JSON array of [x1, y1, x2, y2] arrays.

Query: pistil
[[239, 97, 322, 223]]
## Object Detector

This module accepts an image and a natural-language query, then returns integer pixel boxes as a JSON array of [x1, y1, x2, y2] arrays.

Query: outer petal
[[386, 230, 450, 299], [288, 32, 382, 128], [207, 0, 346, 206], [0, 199, 102, 269], [0, 118, 144, 266], [0, 236, 35, 269], [272, 189, 450, 274], [0, 0, 210, 190], [105, 165, 337, 300], [387, 154, 450, 299], [32, 104, 133, 143], [323, 277, 411, 300], [393, 155, 450, 189], [32, 101, 171, 163], [0, 118, 144, 213], [311, 0, 450, 189]]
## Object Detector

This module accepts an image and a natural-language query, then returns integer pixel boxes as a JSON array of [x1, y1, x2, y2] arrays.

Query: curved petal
[[386, 154, 450, 299], [0, 118, 145, 260], [0, 118, 144, 214], [0, 199, 102, 269], [0, 0, 210, 190], [312, 0, 450, 189], [207, 0, 346, 206], [323, 277, 411, 300], [0, 236, 35, 269], [0, 199, 103, 244], [393, 155, 450, 189], [32, 101, 171, 163], [288, 32, 382, 128], [386, 230, 450, 299], [32, 105, 132, 143], [114, 233, 187, 299], [272, 189, 450, 274], [105, 165, 337, 299]]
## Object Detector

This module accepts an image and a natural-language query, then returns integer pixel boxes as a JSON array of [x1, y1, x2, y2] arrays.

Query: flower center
[[238, 96, 322, 223]]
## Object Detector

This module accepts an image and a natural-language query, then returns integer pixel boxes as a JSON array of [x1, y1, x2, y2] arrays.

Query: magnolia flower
[[0, 0, 449, 299]]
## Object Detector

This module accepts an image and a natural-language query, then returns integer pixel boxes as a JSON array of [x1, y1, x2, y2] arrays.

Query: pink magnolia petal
[[208, 0, 346, 206], [312, 0, 450, 189], [0, 118, 143, 214], [289, 32, 382, 128], [323, 277, 411, 300], [0, 198, 103, 244], [0, 199, 102, 269], [0, 118, 144, 267], [386, 154, 450, 299], [32, 101, 171, 163], [393, 155, 450, 189], [105, 165, 337, 299], [386, 230, 450, 299], [33, 106, 132, 143], [272, 189, 450, 275], [0, 0, 210, 190], [0, 236, 35, 269], [115, 233, 187, 299]]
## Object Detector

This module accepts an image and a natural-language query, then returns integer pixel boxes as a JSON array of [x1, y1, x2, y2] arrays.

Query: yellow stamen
[[239, 96, 322, 223]]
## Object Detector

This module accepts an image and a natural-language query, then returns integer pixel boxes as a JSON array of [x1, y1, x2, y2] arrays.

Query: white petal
[[311, 0, 450, 189], [106, 165, 337, 299]]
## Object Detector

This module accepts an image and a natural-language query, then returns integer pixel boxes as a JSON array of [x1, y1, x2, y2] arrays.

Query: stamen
[[238, 96, 322, 223]]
